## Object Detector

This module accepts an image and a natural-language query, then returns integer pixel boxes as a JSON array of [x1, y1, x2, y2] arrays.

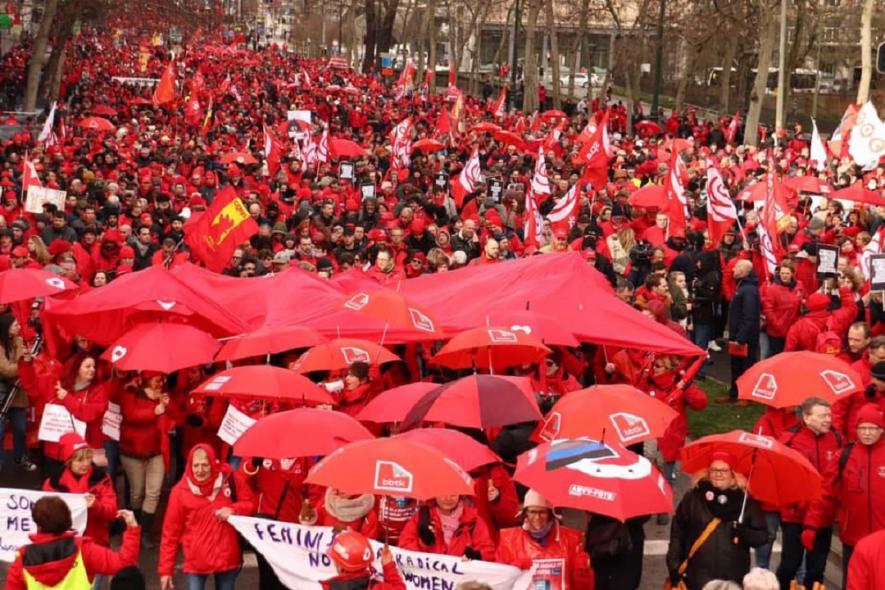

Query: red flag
[[448, 60, 457, 88], [21, 158, 42, 200], [757, 173, 781, 278], [184, 186, 259, 272], [492, 86, 507, 117], [263, 124, 282, 177], [432, 109, 451, 140], [725, 111, 740, 144], [184, 97, 203, 127], [152, 62, 176, 107], [450, 148, 482, 208], [705, 165, 738, 247], [524, 191, 544, 249], [575, 111, 610, 189], [663, 149, 689, 237]]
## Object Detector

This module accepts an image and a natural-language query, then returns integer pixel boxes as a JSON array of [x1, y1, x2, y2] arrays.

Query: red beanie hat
[[59, 432, 90, 463], [856, 403, 884, 428], [806, 292, 830, 312], [710, 450, 737, 469]]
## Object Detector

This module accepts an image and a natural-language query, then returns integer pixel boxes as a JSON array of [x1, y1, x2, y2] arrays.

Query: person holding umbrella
[[495, 490, 594, 589], [321, 530, 406, 590], [398, 494, 496, 560], [803, 404, 885, 587], [666, 451, 768, 590]]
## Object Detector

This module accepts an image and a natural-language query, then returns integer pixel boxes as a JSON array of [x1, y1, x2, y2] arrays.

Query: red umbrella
[[783, 175, 831, 194], [430, 326, 550, 370], [215, 325, 328, 361], [292, 338, 401, 373], [100, 323, 220, 373], [355, 382, 441, 423], [660, 138, 693, 153], [411, 138, 446, 154], [90, 105, 118, 117], [680, 430, 822, 506], [736, 351, 863, 408], [471, 122, 501, 133], [395, 428, 501, 472], [492, 129, 526, 149], [0, 269, 77, 304], [220, 152, 258, 165], [536, 385, 679, 445], [128, 97, 153, 106], [191, 365, 334, 405], [485, 309, 578, 347], [233, 408, 374, 458], [329, 137, 368, 159], [305, 438, 475, 500], [830, 181, 883, 206], [626, 184, 667, 209], [737, 180, 797, 202], [541, 109, 567, 120], [401, 375, 541, 430], [634, 120, 663, 137], [77, 116, 115, 132], [341, 290, 441, 336], [514, 439, 675, 520]]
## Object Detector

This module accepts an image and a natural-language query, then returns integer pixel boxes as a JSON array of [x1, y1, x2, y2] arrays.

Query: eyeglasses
[[857, 426, 882, 432], [709, 468, 731, 475]]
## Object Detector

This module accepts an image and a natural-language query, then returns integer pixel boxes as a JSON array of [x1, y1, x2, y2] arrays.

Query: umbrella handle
[[737, 448, 758, 524]]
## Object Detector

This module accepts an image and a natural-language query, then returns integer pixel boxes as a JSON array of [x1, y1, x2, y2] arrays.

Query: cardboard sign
[[0, 489, 88, 562], [870, 254, 885, 291], [25, 186, 66, 214], [816, 243, 839, 279], [360, 183, 376, 200], [217, 404, 256, 446], [435, 172, 449, 189], [339, 161, 354, 182], [488, 178, 504, 202], [37, 404, 86, 443], [529, 558, 566, 590], [101, 402, 122, 442]]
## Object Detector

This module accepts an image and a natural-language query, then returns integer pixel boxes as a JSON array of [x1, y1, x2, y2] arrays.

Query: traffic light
[[878, 42, 885, 75]]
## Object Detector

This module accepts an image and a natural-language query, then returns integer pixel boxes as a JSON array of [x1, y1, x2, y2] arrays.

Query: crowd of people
[[0, 15, 884, 590]]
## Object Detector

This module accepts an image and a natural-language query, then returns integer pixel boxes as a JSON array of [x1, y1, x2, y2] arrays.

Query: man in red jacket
[[803, 404, 885, 588], [833, 361, 885, 441], [847, 527, 885, 590], [785, 287, 856, 352], [776, 397, 843, 590]]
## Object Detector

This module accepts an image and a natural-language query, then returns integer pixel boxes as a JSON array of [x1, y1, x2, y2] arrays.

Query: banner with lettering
[[230, 516, 528, 590], [0, 489, 88, 561]]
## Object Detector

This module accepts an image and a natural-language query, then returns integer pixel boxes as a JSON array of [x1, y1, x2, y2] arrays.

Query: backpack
[[815, 329, 842, 356]]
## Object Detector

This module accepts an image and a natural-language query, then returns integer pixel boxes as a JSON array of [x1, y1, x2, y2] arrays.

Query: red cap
[[59, 432, 90, 463], [806, 292, 830, 312]]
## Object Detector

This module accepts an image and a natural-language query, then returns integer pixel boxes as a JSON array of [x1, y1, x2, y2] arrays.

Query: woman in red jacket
[[119, 371, 173, 549], [300, 487, 379, 538], [158, 443, 257, 590], [42, 432, 117, 548], [398, 495, 496, 561], [470, 463, 521, 542], [43, 354, 110, 480], [761, 262, 804, 357]]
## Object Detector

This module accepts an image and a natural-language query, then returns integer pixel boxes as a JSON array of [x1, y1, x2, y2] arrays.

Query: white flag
[[849, 102, 885, 171], [810, 118, 828, 172], [37, 102, 57, 146]]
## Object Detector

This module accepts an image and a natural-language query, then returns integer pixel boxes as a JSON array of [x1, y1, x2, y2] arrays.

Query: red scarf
[[184, 443, 230, 499]]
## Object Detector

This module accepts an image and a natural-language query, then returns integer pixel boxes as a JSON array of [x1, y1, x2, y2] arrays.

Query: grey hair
[[742, 567, 779, 590]]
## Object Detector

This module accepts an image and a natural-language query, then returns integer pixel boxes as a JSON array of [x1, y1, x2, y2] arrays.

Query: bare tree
[[857, 0, 873, 103], [522, 0, 542, 112], [744, 0, 779, 147], [24, 0, 60, 111], [544, 0, 561, 107]]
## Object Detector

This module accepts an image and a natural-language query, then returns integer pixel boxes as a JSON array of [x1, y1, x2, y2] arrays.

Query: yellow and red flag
[[184, 186, 258, 272]]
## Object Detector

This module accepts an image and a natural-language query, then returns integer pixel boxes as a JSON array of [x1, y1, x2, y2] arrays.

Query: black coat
[[728, 272, 761, 347], [666, 482, 768, 590]]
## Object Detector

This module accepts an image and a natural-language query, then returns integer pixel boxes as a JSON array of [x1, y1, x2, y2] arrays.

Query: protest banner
[[217, 404, 256, 445], [229, 516, 529, 590], [816, 243, 839, 279], [870, 254, 885, 292], [38, 403, 86, 443], [0, 489, 88, 561], [25, 186, 67, 214], [101, 402, 122, 441]]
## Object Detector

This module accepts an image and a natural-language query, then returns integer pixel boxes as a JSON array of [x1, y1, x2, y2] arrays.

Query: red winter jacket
[[804, 437, 885, 546], [320, 561, 407, 590], [640, 370, 708, 462], [754, 407, 800, 440], [833, 386, 885, 442], [785, 287, 857, 352], [119, 389, 167, 460], [761, 278, 804, 338], [242, 457, 318, 523], [42, 382, 111, 461], [470, 464, 521, 541], [496, 523, 594, 589], [777, 424, 842, 523], [399, 501, 496, 560], [43, 467, 118, 547], [158, 470, 256, 576], [4, 529, 140, 590], [847, 528, 885, 590]]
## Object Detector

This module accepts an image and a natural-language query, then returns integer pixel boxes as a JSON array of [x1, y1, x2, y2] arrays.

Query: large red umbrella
[[400, 375, 541, 430], [329, 138, 368, 159], [77, 116, 115, 132], [783, 175, 831, 194], [485, 310, 579, 347], [100, 323, 220, 372], [305, 438, 475, 500], [395, 428, 501, 472], [680, 430, 822, 505], [540, 109, 568, 121], [355, 382, 440, 423], [220, 152, 258, 165], [492, 129, 526, 150], [233, 408, 374, 458], [292, 338, 401, 373], [626, 184, 667, 209], [514, 439, 675, 521], [341, 290, 441, 336], [737, 180, 797, 202], [736, 351, 863, 408], [830, 181, 883, 206], [191, 365, 334, 405], [216, 325, 327, 361], [431, 326, 550, 370], [411, 138, 446, 154], [0, 269, 77, 304], [634, 120, 663, 137], [537, 385, 679, 445], [90, 105, 118, 117], [471, 122, 501, 134]]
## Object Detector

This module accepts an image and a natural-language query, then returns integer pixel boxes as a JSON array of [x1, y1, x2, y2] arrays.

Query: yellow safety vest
[[22, 550, 91, 590]]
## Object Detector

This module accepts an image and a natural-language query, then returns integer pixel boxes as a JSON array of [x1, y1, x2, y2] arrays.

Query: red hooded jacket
[[398, 501, 496, 561], [847, 528, 885, 590], [777, 423, 842, 523], [496, 523, 595, 589]]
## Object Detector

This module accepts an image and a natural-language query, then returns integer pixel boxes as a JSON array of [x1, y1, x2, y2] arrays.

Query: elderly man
[[724, 259, 760, 404]]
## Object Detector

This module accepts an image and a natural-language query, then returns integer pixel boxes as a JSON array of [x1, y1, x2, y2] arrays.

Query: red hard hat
[[326, 530, 374, 573]]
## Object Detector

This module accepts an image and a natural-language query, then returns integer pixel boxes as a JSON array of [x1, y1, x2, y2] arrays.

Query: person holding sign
[[43, 433, 118, 549], [4, 496, 140, 590], [495, 490, 594, 589], [321, 530, 406, 590], [158, 444, 256, 590], [41, 354, 110, 480], [399, 495, 496, 561]]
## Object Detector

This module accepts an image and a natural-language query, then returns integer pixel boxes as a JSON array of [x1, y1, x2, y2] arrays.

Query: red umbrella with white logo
[[233, 408, 374, 459], [99, 322, 220, 373], [191, 365, 334, 405], [291, 338, 401, 373], [340, 290, 442, 337], [430, 326, 551, 370], [514, 438, 675, 521], [736, 351, 863, 408], [536, 385, 679, 445], [485, 310, 579, 347], [305, 437, 475, 500], [0, 268, 77, 304]]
